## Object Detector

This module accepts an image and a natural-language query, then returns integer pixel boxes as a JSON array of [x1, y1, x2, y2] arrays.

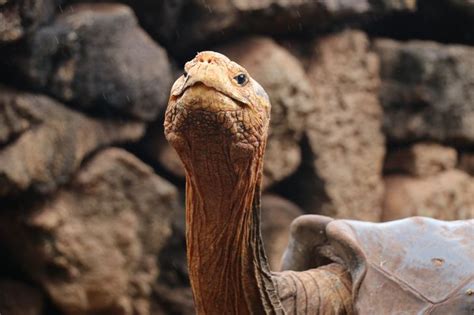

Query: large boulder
[[219, 37, 314, 187], [127, 0, 416, 53], [284, 30, 385, 221], [384, 142, 458, 177], [0, 280, 43, 315], [374, 38, 474, 144], [383, 170, 474, 221], [8, 3, 173, 121], [0, 0, 57, 43], [0, 86, 144, 196], [0, 148, 178, 315], [61, 0, 191, 50]]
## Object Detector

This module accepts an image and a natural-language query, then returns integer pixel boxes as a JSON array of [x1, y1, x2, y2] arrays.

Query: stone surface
[[0, 86, 144, 196], [383, 170, 474, 221], [459, 153, 474, 176], [132, 0, 416, 53], [0, 280, 43, 315], [219, 36, 314, 187], [261, 194, 303, 271], [11, 3, 173, 121], [375, 38, 474, 144], [385, 143, 457, 177], [0, 0, 56, 42], [0, 148, 178, 315], [284, 30, 385, 221]]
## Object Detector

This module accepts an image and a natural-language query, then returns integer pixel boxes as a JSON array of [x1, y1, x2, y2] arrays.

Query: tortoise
[[164, 51, 474, 314]]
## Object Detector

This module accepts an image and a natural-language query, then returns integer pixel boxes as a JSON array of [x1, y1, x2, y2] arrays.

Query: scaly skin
[[164, 51, 353, 315]]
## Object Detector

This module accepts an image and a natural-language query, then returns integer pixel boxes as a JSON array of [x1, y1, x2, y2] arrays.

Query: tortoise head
[[164, 51, 271, 173]]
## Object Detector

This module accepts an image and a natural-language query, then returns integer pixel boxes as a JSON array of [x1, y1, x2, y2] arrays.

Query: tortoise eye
[[234, 73, 248, 86]]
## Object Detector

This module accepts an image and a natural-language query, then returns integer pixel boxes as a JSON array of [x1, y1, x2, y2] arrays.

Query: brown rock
[[0, 148, 178, 315], [219, 37, 314, 187], [0, 86, 144, 196], [0, 280, 43, 315], [11, 3, 173, 121], [383, 170, 474, 221], [287, 30, 385, 221], [459, 153, 474, 176], [0, 0, 56, 42], [261, 194, 303, 271], [138, 0, 415, 53], [374, 38, 474, 144], [385, 142, 457, 177], [64, 0, 192, 52]]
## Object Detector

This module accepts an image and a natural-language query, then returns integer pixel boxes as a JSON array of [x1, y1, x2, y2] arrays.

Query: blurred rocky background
[[0, 0, 473, 314]]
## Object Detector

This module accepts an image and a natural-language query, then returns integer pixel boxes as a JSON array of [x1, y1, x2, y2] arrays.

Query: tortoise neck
[[184, 147, 283, 314]]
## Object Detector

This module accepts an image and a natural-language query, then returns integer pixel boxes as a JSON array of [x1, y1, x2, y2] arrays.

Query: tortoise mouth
[[171, 82, 247, 112]]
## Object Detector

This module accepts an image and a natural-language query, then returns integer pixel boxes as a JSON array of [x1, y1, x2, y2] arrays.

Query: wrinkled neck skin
[[164, 51, 283, 314], [165, 51, 352, 315], [179, 127, 283, 315]]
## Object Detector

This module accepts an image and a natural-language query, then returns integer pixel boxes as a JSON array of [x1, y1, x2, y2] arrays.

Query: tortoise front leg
[[273, 263, 353, 314]]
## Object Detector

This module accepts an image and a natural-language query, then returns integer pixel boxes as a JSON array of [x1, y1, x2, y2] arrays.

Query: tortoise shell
[[282, 215, 474, 314]]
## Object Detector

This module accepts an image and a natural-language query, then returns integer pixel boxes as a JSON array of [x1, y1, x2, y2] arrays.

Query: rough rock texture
[[0, 148, 178, 315], [383, 170, 474, 221], [74, 0, 191, 48], [0, 0, 57, 43], [375, 38, 474, 144], [138, 0, 416, 53], [261, 194, 302, 271], [220, 37, 314, 187], [384, 143, 457, 177], [459, 153, 474, 176], [10, 3, 173, 121], [0, 280, 43, 315], [284, 30, 385, 221], [0, 86, 144, 196]]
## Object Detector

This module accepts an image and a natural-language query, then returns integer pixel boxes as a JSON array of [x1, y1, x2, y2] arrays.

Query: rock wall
[[0, 1, 473, 314]]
